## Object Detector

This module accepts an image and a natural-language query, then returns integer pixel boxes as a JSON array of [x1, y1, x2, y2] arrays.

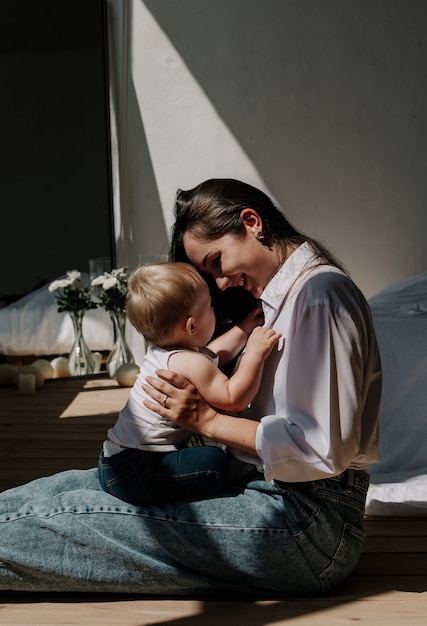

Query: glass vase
[[68, 310, 96, 376], [107, 310, 135, 377]]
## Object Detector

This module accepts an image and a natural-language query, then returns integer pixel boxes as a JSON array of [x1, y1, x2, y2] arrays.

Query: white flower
[[91, 275, 107, 287], [49, 279, 69, 292], [103, 276, 119, 290], [67, 271, 84, 290], [49, 271, 84, 292], [48, 270, 96, 313], [90, 267, 129, 314], [112, 267, 127, 277]]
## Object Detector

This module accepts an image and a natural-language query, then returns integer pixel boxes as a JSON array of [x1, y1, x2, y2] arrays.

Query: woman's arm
[[142, 369, 259, 456]]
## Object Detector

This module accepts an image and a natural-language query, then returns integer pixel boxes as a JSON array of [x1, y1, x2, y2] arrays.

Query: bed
[[1, 270, 426, 516], [364, 270, 427, 516], [0, 274, 114, 358]]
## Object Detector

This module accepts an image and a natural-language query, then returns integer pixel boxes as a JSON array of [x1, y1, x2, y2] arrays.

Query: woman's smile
[[183, 231, 277, 299]]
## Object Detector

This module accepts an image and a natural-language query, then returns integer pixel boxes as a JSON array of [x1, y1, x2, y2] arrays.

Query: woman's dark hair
[[169, 178, 345, 332]]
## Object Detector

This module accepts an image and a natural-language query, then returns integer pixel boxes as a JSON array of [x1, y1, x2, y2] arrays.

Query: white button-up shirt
[[238, 242, 381, 482]]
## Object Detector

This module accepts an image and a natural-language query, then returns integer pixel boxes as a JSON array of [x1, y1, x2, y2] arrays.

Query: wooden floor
[[0, 375, 426, 625], [0, 375, 127, 492], [0, 579, 426, 626]]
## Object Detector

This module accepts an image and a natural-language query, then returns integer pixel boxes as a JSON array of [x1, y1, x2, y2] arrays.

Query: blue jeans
[[0, 467, 369, 596], [98, 445, 228, 505]]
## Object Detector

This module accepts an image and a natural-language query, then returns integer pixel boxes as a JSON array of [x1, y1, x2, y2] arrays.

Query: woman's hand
[[143, 369, 260, 456], [142, 369, 218, 435]]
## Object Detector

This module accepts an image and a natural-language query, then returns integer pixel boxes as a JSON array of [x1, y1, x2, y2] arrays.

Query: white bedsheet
[[366, 476, 427, 516], [0, 275, 114, 356]]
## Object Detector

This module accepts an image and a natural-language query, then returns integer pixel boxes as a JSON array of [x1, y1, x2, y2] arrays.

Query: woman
[[143, 179, 381, 588], [0, 179, 381, 596]]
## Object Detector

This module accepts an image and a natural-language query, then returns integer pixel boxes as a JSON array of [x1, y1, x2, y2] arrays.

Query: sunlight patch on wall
[[131, 2, 269, 232]]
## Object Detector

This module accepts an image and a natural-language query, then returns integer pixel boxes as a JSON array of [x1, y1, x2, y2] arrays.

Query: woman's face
[[183, 218, 281, 299]]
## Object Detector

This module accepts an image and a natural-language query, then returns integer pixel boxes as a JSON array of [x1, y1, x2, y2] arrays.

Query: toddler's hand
[[245, 326, 283, 359]]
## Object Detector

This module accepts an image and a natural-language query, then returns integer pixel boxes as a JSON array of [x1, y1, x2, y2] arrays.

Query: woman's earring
[[256, 231, 272, 250]]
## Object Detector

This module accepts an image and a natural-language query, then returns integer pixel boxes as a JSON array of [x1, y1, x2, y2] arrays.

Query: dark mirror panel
[[0, 0, 114, 304]]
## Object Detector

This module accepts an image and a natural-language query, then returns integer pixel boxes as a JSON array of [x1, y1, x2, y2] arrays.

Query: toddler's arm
[[169, 326, 282, 412], [208, 306, 264, 368]]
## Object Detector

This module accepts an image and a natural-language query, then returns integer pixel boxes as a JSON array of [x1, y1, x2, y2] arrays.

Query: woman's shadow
[[139, 573, 427, 626]]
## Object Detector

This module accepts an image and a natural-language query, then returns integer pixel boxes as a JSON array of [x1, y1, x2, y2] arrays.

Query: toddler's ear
[[185, 316, 197, 335]]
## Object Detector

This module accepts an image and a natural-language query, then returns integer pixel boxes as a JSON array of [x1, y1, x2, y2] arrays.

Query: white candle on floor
[[92, 352, 102, 374], [18, 373, 36, 395]]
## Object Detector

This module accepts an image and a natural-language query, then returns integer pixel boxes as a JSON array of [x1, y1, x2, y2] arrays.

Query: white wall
[[110, 0, 427, 298]]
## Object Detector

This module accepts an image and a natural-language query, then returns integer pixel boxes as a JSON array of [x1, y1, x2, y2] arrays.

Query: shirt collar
[[260, 241, 318, 312]]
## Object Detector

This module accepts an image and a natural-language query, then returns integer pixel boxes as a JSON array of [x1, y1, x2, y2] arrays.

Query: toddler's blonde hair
[[126, 262, 207, 346]]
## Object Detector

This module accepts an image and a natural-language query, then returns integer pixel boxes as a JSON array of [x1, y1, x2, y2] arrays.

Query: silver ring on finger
[[162, 394, 168, 408]]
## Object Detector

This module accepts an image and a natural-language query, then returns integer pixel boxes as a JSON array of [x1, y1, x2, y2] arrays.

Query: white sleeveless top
[[105, 344, 218, 454]]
